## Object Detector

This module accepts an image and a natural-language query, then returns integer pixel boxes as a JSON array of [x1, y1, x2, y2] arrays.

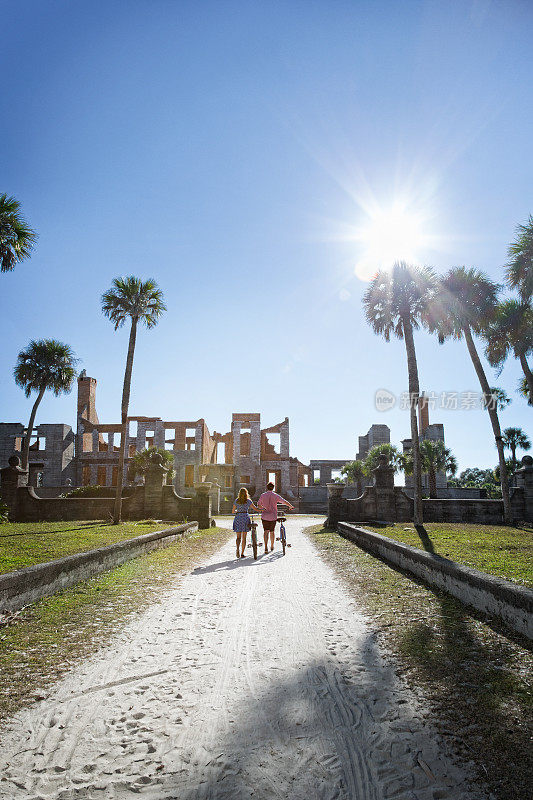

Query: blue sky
[[1, 0, 532, 472]]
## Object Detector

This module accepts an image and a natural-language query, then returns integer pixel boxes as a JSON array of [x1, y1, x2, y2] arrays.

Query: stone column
[[250, 421, 261, 462], [326, 482, 346, 528], [209, 479, 221, 515], [0, 456, 28, 519], [372, 453, 396, 521], [144, 453, 168, 518], [232, 423, 241, 463], [194, 481, 213, 529], [280, 418, 290, 458], [92, 429, 99, 453], [514, 455, 533, 522]]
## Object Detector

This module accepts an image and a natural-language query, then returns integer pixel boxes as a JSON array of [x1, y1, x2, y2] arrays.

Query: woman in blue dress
[[232, 488, 260, 558]]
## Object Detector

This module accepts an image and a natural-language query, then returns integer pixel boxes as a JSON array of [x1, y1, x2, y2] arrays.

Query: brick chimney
[[418, 392, 430, 435], [77, 372, 99, 425]]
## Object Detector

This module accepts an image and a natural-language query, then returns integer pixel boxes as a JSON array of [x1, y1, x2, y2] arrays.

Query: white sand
[[0, 517, 484, 799]]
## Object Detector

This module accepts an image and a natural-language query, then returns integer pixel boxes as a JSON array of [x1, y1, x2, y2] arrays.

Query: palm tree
[[502, 427, 531, 474], [363, 262, 436, 525], [428, 267, 512, 522], [518, 375, 533, 406], [128, 447, 174, 484], [487, 386, 511, 412], [506, 214, 533, 303], [362, 443, 402, 475], [14, 339, 78, 470], [102, 276, 166, 524], [341, 460, 366, 495], [485, 300, 533, 405], [0, 193, 37, 272], [402, 439, 457, 498]]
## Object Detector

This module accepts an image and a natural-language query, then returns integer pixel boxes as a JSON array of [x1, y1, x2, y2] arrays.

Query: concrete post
[[514, 455, 533, 522], [0, 456, 28, 519]]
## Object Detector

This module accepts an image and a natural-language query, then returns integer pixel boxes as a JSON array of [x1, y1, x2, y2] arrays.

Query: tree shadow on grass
[[399, 594, 532, 800], [414, 524, 436, 554], [0, 522, 106, 539]]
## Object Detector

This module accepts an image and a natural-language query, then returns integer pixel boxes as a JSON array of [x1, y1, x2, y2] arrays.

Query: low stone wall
[[337, 522, 533, 640], [0, 522, 198, 613]]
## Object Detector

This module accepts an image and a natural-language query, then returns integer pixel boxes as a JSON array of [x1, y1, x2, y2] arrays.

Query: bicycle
[[277, 515, 291, 555]]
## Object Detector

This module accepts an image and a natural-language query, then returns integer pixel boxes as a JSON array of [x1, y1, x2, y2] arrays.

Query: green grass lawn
[[0, 526, 231, 723], [364, 522, 533, 587], [306, 524, 532, 800], [0, 520, 183, 575]]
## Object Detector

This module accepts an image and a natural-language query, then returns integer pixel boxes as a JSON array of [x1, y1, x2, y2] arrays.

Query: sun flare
[[355, 204, 428, 281]]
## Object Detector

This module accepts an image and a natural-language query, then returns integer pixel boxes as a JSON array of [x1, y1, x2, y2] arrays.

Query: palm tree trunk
[[402, 316, 423, 525], [21, 387, 46, 471], [113, 318, 138, 524], [428, 466, 437, 498], [463, 326, 511, 523], [519, 352, 533, 405]]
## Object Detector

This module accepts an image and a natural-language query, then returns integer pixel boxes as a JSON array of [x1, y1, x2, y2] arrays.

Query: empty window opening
[[303, 474, 309, 487], [13, 437, 22, 451], [129, 443, 136, 457], [28, 434, 39, 450], [145, 429, 155, 447], [313, 469, 320, 484], [184, 465, 194, 488], [186, 427, 196, 438], [129, 420, 138, 439], [165, 440, 174, 451], [267, 470, 281, 492], [266, 433, 280, 454], [241, 475, 250, 484], [186, 440, 196, 451], [225, 474, 232, 488], [97, 465, 107, 485], [331, 469, 342, 481], [82, 466, 91, 486], [217, 443, 226, 464]]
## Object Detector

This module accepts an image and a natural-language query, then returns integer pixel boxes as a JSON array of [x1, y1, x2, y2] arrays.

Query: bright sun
[[355, 205, 427, 281]]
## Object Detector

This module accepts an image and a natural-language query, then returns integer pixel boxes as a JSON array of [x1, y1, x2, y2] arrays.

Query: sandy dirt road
[[0, 517, 483, 800]]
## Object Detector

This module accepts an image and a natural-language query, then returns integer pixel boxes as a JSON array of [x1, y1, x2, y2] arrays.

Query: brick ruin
[[0, 373, 313, 509], [0, 375, 451, 513]]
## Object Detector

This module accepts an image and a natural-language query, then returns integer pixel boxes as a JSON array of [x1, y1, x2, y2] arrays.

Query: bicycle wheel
[[252, 530, 258, 560], [281, 524, 286, 555]]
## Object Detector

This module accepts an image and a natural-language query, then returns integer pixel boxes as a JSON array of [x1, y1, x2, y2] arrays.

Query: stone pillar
[[194, 481, 213, 529], [250, 421, 261, 462], [280, 418, 290, 458], [144, 453, 168, 518], [92, 429, 99, 453], [514, 455, 533, 522], [372, 453, 396, 521], [326, 482, 346, 528], [320, 466, 332, 485], [232, 423, 241, 463], [209, 479, 221, 515], [0, 456, 28, 519]]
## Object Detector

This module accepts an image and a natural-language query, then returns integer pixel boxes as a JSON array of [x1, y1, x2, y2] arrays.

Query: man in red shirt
[[257, 482, 294, 553]]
